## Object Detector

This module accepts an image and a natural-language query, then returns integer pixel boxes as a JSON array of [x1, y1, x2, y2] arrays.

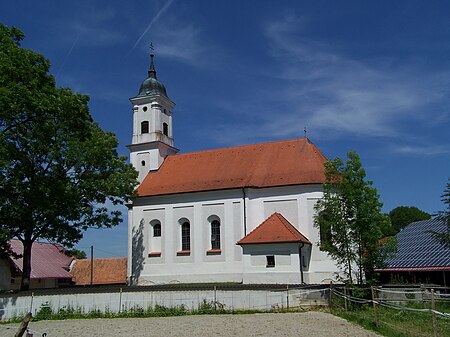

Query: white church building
[[127, 52, 340, 285]]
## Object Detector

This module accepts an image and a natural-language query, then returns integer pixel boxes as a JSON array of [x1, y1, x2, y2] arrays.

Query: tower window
[[143, 106, 148, 112], [141, 121, 149, 134], [163, 123, 168, 136], [181, 221, 190, 251], [141, 160, 146, 166], [164, 109, 167, 114], [211, 220, 220, 250]]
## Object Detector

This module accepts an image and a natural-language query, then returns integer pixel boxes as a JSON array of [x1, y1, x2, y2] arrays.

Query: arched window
[[141, 121, 149, 134], [163, 122, 168, 136], [153, 223, 161, 237], [211, 220, 220, 250], [181, 221, 190, 251]]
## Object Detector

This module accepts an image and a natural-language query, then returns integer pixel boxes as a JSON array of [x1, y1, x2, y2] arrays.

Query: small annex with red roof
[[238, 213, 311, 245], [127, 53, 341, 285]]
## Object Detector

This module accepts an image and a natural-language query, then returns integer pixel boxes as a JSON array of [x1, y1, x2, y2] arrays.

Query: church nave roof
[[137, 137, 326, 197]]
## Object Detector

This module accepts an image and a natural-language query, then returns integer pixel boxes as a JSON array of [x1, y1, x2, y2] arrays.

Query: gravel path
[[1, 312, 381, 337]]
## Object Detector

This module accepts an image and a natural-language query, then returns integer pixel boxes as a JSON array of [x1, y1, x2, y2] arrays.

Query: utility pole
[[90, 245, 94, 287]]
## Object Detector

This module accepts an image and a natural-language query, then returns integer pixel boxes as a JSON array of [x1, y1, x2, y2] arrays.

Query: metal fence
[[330, 285, 450, 337]]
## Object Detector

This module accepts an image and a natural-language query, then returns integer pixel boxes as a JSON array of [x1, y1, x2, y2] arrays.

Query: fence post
[[214, 286, 217, 310], [15, 312, 32, 337], [431, 289, 437, 337], [329, 281, 333, 309], [371, 286, 378, 327], [119, 287, 123, 314], [286, 284, 289, 310], [344, 286, 348, 311], [29, 292, 34, 314]]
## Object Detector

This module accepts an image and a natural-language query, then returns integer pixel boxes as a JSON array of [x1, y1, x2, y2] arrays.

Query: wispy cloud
[[56, 33, 80, 78], [205, 15, 449, 150], [262, 15, 445, 138], [141, 20, 212, 66], [393, 144, 450, 156], [62, 8, 125, 47], [131, 0, 174, 50]]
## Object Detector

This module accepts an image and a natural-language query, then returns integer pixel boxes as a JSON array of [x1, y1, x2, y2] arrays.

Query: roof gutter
[[299, 243, 305, 284], [242, 188, 248, 236]]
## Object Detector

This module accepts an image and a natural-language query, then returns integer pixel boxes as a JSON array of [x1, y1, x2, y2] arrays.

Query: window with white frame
[[181, 221, 190, 251], [266, 255, 275, 268], [211, 219, 220, 250], [153, 222, 161, 237]]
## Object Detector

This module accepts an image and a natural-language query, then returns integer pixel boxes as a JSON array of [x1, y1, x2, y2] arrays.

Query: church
[[127, 52, 341, 285]]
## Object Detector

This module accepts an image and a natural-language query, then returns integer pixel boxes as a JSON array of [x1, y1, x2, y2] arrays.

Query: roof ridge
[[169, 137, 309, 158], [274, 212, 302, 237]]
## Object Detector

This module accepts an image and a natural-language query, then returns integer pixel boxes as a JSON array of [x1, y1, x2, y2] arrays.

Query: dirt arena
[[1, 311, 381, 337]]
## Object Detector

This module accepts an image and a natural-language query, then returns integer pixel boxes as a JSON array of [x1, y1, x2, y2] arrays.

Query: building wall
[[0, 259, 11, 290], [128, 184, 340, 285]]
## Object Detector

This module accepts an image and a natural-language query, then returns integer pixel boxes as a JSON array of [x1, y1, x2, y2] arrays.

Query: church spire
[[148, 43, 157, 79], [129, 47, 178, 182], [137, 42, 169, 98]]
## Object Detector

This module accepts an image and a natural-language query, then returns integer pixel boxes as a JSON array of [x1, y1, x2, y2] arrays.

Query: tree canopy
[[314, 151, 392, 284], [0, 24, 138, 290], [432, 178, 450, 248], [388, 206, 431, 235]]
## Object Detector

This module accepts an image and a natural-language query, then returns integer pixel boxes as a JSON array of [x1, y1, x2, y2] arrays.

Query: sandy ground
[[0, 312, 381, 337]]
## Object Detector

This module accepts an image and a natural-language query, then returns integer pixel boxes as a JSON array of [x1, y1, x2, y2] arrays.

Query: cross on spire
[[149, 42, 155, 56], [148, 42, 157, 79]]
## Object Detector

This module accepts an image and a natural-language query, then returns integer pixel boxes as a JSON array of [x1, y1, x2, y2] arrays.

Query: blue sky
[[2, 1, 449, 258]]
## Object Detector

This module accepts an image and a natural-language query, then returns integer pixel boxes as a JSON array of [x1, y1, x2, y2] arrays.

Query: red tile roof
[[237, 213, 311, 245], [70, 258, 127, 285], [137, 138, 326, 197], [9, 240, 73, 279]]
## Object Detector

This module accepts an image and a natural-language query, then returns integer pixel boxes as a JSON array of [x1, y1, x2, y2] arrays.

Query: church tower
[[128, 50, 178, 183]]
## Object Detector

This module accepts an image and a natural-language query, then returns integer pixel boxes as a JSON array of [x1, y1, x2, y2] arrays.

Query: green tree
[[0, 24, 138, 290], [314, 151, 391, 284], [388, 206, 431, 235], [432, 178, 450, 248], [64, 248, 87, 259]]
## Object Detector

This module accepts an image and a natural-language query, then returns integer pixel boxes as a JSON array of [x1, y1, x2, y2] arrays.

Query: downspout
[[299, 243, 305, 284], [242, 188, 247, 235]]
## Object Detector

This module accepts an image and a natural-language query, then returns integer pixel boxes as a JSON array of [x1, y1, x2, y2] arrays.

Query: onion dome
[[137, 52, 169, 98]]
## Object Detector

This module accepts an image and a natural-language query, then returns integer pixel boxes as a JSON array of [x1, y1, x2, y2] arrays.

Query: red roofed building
[[127, 53, 340, 285], [0, 240, 74, 290], [70, 258, 127, 286]]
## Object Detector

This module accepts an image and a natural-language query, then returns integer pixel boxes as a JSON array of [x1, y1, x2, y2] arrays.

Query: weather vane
[[150, 42, 155, 55], [304, 126, 307, 138]]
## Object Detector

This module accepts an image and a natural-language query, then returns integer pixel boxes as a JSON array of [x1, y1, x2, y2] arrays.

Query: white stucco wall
[[129, 184, 341, 285]]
